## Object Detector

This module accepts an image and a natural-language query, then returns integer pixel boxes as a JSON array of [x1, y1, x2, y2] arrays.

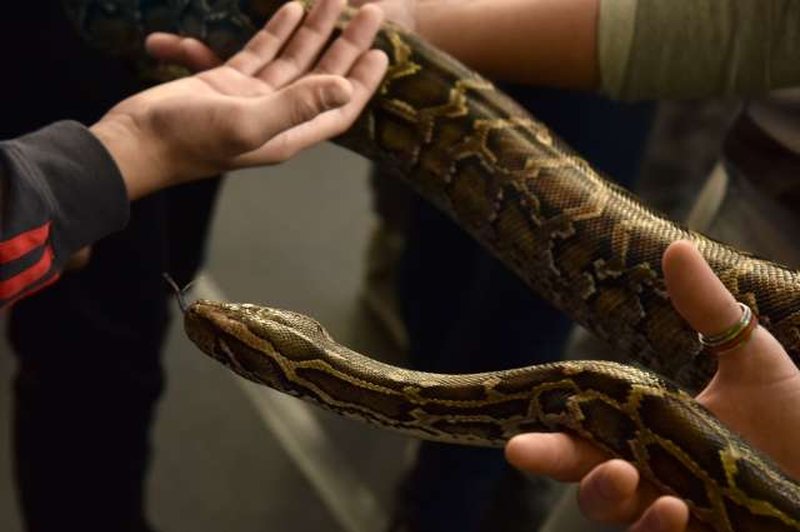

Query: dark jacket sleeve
[[0, 120, 129, 306]]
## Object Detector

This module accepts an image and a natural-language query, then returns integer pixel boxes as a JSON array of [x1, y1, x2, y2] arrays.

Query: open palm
[[95, 0, 387, 198]]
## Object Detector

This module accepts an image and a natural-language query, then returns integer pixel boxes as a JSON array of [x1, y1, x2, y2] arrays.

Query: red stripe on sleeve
[[0, 222, 51, 263], [0, 245, 55, 299], [5, 270, 60, 308]]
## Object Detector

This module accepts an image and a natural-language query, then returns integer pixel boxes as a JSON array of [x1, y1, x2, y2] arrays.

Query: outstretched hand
[[506, 240, 800, 531], [91, 0, 387, 200]]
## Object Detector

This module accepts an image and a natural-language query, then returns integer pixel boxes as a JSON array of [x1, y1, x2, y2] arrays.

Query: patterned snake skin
[[63, 0, 800, 529]]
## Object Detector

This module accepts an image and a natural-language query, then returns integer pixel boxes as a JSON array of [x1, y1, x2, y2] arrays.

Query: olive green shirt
[[599, 0, 800, 100]]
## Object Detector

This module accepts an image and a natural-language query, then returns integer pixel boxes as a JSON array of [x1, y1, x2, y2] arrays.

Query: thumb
[[145, 33, 223, 72], [662, 240, 798, 386], [250, 75, 353, 141]]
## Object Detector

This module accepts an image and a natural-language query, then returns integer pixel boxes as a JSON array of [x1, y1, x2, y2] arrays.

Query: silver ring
[[698, 302, 758, 354]]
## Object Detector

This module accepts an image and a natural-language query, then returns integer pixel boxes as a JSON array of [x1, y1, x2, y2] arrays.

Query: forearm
[[414, 0, 600, 89], [413, 0, 800, 100]]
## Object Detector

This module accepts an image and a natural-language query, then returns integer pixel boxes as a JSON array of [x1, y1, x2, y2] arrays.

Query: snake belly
[[63, 0, 800, 530]]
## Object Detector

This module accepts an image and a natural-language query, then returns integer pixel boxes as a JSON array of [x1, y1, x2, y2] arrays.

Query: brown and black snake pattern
[[64, 1, 800, 529]]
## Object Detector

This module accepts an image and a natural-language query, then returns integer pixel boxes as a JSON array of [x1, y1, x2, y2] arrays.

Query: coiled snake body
[[64, 1, 800, 529]]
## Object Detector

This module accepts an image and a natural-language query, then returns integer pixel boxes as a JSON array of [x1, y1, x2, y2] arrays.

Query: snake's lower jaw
[[183, 300, 229, 362]]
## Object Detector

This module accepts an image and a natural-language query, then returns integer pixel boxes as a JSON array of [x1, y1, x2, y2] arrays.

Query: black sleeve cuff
[[4, 120, 130, 264]]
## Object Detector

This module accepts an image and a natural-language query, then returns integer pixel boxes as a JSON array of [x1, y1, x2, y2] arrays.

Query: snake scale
[[64, 0, 800, 529]]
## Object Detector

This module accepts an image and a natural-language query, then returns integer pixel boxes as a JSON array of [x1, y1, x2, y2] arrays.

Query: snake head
[[183, 299, 338, 390]]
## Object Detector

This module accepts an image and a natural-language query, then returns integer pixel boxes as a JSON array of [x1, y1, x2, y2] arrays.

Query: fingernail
[[579, 467, 628, 521], [594, 469, 622, 500], [637, 505, 665, 532]]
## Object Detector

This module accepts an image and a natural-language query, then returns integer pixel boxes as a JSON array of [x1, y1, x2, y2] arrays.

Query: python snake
[[64, 0, 800, 529]]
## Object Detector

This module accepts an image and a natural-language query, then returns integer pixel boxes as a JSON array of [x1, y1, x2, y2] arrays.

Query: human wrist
[[89, 115, 171, 201]]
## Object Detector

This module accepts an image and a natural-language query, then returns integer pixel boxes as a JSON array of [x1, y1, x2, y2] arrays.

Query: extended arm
[[412, 0, 600, 90], [358, 0, 800, 99]]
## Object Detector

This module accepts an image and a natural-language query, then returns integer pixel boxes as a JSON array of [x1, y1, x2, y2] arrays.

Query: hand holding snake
[[507, 240, 800, 531]]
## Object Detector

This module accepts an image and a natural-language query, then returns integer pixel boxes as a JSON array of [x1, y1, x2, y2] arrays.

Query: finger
[[64, 246, 92, 271], [226, 1, 305, 75], [504, 433, 610, 482], [258, 0, 346, 87], [578, 459, 659, 524], [344, 47, 388, 97], [314, 4, 384, 76], [628, 496, 690, 532], [663, 240, 741, 339], [663, 240, 798, 383], [231, 74, 353, 158], [238, 49, 387, 165], [145, 33, 222, 71]]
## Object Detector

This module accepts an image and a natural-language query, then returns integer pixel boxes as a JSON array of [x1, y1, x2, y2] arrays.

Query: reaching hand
[[90, 0, 388, 200], [506, 240, 800, 531], [144, 1, 411, 70]]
